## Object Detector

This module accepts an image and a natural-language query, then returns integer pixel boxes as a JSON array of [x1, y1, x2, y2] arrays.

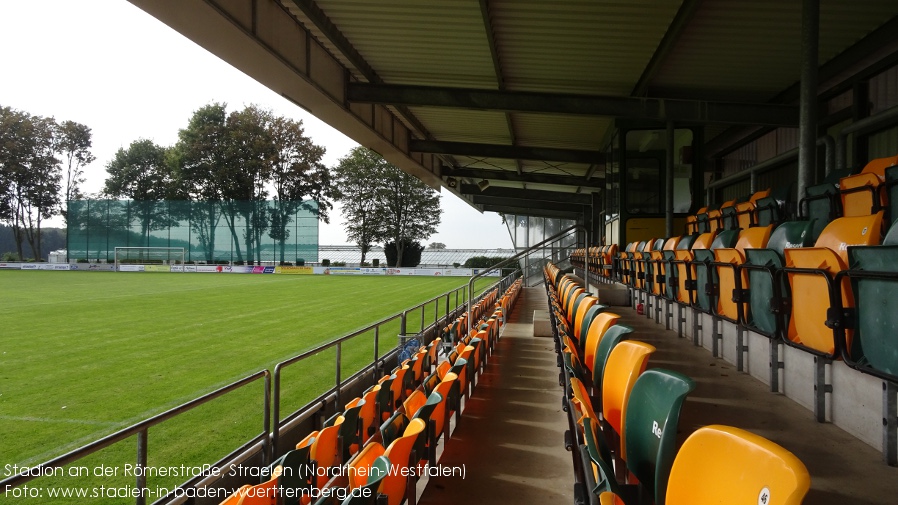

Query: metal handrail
[[270, 276, 502, 453], [0, 370, 271, 505], [467, 224, 586, 334]]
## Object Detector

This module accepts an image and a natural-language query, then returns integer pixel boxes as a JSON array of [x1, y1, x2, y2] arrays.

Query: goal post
[[114, 247, 186, 272]]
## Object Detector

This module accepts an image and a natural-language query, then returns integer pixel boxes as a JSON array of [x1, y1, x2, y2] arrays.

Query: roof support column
[[798, 0, 819, 200], [666, 121, 675, 238]]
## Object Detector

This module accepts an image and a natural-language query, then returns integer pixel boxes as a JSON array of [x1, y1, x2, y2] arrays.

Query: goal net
[[114, 247, 185, 272]]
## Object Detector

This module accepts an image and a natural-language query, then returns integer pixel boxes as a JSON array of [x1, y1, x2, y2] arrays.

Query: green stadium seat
[[379, 411, 409, 449], [267, 446, 313, 503], [838, 236, 898, 381], [663, 235, 697, 301], [623, 369, 695, 505], [601, 341, 655, 460], [742, 220, 815, 337], [344, 454, 390, 505], [339, 401, 365, 461], [591, 325, 635, 395], [692, 229, 738, 313]]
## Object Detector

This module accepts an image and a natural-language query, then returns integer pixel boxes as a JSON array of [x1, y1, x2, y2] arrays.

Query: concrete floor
[[419, 287, 575, 504], [415, 284, 898, 505], [615, 304, 898, 504]]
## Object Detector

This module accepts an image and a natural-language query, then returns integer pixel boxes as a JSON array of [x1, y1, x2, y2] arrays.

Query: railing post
[[335, 342, 342, 409], [400, 311, 408, 338], [263, 372, 271, 466], [445, 294, 450, 327], [374, 325, 380, 379], [272, 367, 282, 459], [135, 429, 148, 505]]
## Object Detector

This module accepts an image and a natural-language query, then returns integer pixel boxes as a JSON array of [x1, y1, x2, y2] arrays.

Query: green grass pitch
[[0, 270, 493, 502]]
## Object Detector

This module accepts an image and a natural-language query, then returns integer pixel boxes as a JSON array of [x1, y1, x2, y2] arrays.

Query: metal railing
[[268, 275, 510, 467], [467, 224, 585, 334]]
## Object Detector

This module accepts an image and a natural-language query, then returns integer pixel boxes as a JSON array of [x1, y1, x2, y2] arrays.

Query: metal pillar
[[797, 0, 819, 199], [814, 356, 833, 423], [883, 381, 897, 466], [666, 121, 675, 238]]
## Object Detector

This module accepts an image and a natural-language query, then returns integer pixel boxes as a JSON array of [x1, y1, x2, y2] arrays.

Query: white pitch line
[[0, 415, 120, 426]]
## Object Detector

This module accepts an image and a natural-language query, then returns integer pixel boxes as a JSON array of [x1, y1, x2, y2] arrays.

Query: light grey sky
[[0, 0, 513, 249]]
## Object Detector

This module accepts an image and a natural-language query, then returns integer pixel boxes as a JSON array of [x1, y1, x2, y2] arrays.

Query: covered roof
[[128, 0, 898, 219]]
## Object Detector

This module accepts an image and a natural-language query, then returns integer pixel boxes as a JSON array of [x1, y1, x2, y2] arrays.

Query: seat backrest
[[573, 295, 599, 340], [710, 229, 738, 250], [675, 234, 697, 251], [692, 231, 717, 250], [734, 224, 773, 253], [270, 446, 313, 495], [591, 325, 635, 392], [430, 373, 458, 437], [311, 422, 342, 471], [583, 312, 621, 373], [380, 411, 409, 448], [379, 419, 425, 505], [347, 442, 386, 490], [804, 182, 837, 241], [766, 220, 815, 256], [601, 341, 656, 454], [742, 248, 786, 336], [665, 425, 810, 505], [840, 172, 883, 217], [812, 211, 883, 265], [624, 369, 696, 505], [340, 401, 365, 460], [579, 304, 609, 344], [847, 245, 898, 380]]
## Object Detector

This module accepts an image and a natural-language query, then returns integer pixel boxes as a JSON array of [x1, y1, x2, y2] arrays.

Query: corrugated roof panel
[[513, 114, 610, 150], [308, 0, 496, 87], [490, 0, 682, 95], [409, 107, 511, 144], [651, 0, 898, 101]]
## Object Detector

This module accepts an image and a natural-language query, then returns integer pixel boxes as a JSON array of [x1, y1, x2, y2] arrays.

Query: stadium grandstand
[[6, 1, 898, 505]]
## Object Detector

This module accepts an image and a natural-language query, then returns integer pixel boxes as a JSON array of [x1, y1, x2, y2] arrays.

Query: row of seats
[[573, 154, 898, 283], [577, 154, 898, 385], [543, 264, 811, 505], [219, 280, 522, 505]]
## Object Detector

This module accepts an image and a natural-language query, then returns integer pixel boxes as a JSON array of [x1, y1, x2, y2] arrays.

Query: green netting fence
[[67, 200, 319, 264]]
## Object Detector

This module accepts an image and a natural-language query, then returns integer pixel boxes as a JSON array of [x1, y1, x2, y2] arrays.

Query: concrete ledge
[[597, 283, 629, 306], [533, 310, 553, 337]]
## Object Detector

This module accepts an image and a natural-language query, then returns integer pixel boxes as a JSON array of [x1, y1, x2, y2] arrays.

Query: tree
[[332, 148, 441, 267], [56, 120, 95, 222], [268, 115, 332, 264], [172, 103, 230, 261], [331, 147, 388, 264], [377, 157, 441, 268], [0, 107, 61, 260], [384, 240, 424, 267], [103, 138, 174, 243], [428, 242, 446, 249]]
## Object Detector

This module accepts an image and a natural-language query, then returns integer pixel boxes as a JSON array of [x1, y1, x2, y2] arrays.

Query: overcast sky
[[0, 0, 513, 249]]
